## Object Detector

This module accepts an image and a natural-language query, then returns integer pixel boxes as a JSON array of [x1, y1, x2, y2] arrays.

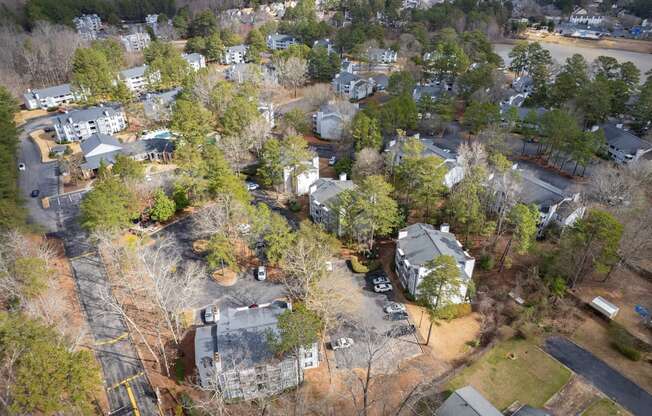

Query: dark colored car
[[30, 189, 40, 198], [384, 311, 409, 321], [387, 324, 416, 338]]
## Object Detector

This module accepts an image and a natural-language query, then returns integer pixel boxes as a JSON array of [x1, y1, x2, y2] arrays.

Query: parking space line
[[95, 332, 129, 346], [110, 371, 144, 389], [124, 382, 141, 416]]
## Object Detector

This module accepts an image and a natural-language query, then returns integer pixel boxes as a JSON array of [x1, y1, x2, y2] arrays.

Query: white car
[[384, 302, 406, 314], [374, 283, 392, 293], [257, 266, 267, 281], [328, 156, 337, 166], [246, 181, 260, 191], [332, 337, 354, 350], [372, 276, 390, 285], [204, 306, 218, 323], [18, 163, 26, 171]]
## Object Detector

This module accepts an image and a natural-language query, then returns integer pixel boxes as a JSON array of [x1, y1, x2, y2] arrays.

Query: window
[[305, 352, 312, 358], [304, 361, 313, 367]]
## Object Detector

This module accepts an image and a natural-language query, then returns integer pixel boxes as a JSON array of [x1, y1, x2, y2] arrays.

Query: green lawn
[[448, 338, 571, 410], [582, 398, 627, 416]]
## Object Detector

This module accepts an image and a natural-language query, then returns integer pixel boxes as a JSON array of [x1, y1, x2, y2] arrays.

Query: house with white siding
[[73, 14, 102, 40], [332, 72, 374, 101], [283, 155, 320, 195], [600, 123, 652, 164], [222, 45, 248, 64], [23, 84, 79, 110], [309, 174, 356, 235], [395, 223, 475, 299], [119, 65, 161, 94], [182, 53, 207, 71], [367, 48, 398, 64], [313, 102, 358, 140], [53, 106, 127, 142], [121, 32, 151, 52], [267, 33, 299, 50]]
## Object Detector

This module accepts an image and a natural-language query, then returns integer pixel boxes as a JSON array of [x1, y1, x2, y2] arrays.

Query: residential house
[[54, 106, 127, 142], [600, 123, 652, 164], [313, 38, 334, 54], [145, 14, 159, 32], [258, 101, 276, 128], [79, 133, 174, 177], [313, 102, 358, 140], [340, 60, 357, 74], [23, 84, 78, 110], [385, 135, 464, 188], [401, 0, 420, 10], [143, 88, 180, 121], [412, 83, 446, 102], [436, 385, 502, 416], [371, 74, 389, 91], [367, 48, 398, 64], [490, 165, 585, 232], [267, 33, 299, 50], [569, 7, 603, 26], [225, 63, 266, 84], [121, 32, 151, 52], [182, 52, 207, 71], [283, 155, 320, 195], [512, 75, 534, 94], [119, 65, 161, 94], [395, 223, 475, 299], [332, 72, 374, 101], [309, 174, 357, 235], [194, 301, 319, 399], [221, 45, 248, 64], [73, 14, 101, 40]]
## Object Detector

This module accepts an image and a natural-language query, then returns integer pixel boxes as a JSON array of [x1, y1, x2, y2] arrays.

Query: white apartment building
[[309, 174, 357, 235], [121, 32, 151, 52], [118, 65, 161, 93], [182, 52, 207, 71], [569, 7, 603, 26], [332, 72, 374, 101], [283, 155, 320, 195], [23, 84, 78, 110], [395, 223, 475, 299], [267, 33, 299, 50], [54, 106, 127, 142], [73, 14, 102, 40], [367, 47, 398, 64], [221, 45, 248, 64]]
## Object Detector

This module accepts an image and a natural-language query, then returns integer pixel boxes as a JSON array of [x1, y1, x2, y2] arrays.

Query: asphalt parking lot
[[327, 265, 422, 373]]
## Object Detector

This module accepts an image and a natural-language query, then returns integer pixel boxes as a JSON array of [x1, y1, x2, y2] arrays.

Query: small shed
[[590, 296, 619, 320]]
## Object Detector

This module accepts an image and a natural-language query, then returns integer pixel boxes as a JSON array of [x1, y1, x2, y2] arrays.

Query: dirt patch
[[212, 269, 238, 286], [544, 375, 603, 415], [14, 108, 49, 125], [319, 157, 337, 179], [578, 268, 652, 345]]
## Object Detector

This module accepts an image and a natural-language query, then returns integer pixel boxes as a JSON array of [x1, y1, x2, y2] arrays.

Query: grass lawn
[[582, 398, 628, 416], [448, 338, 571, 410]]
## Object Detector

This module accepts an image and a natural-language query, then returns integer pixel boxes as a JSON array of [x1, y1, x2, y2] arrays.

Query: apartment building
[[53, 106, 127, 142], [121, 32, 151, 52], [23, 84, 78, 110]]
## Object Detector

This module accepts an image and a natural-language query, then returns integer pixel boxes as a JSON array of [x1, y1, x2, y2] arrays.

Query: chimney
[[398, 229, 408, 239], [339, 172, 347, 181], [440, 223, 450, 233]]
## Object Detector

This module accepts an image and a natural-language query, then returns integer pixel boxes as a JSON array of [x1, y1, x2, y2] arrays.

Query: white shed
[[590, 296, 619, 320]]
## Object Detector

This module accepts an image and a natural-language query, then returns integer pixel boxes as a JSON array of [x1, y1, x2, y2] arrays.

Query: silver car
[[332, 337, 354, 350], [373, 276, 390, 285], [384, 302, 406, 314], [374, 283, 392, 293]]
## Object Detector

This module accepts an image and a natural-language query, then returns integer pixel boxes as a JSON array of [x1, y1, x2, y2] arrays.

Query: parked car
[[387, 324, 416, 338], [257, 266, 266, 281], [246, 181, 260, 191], [374, 283, 392, 293], [331, 337, 354, 350], [203, 306, 218, 323], [372, 275, 390, 285], [384, 311, 409, 321], [328, 156, 337, 166], [44, 126, 54, 133], [384, 302, 406, 314], [18, 163, 26, 171], [30, 189, 40, 198]]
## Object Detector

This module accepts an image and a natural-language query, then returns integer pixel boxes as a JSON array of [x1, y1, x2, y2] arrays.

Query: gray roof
[[334, 71, 361, 84], [123, 138, 175, 156], [269, 33, 296, 42], [601, 123, 652, 155], [512, 405, 552, 416], [120, 65, 147, 79], [387, 137, 456, 163], [413, 84, 444, 101], [226, 45, 247, 54], [372, 74, 389, 88], [80, 133, 124, 170], [24, 83, 72, 100], [55, 106, 123, 124], [437, 386, 502, 416], [194, 301, 292, 384], [313, 39, 332, 48], [145, 87, 180, 104], [501, 104, 547, 121], [517, 170, 567, 209], [310, 178, 356, 206], [183, 52, 205, 63], [80, 133, 122, 155], [397, 223, 472, 272]]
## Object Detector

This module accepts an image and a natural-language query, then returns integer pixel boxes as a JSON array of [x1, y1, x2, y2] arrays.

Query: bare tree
[[457, 141, 488, 173], [353, 148, 385, 180], [304, 83, 334, 108], [193, 196, 250, 240], [587, 160, 651, 211], [218, 132, 256, 172], [243, 116, 272, 156], [192, 67, 227, 107], [276, 57, 308, 98]]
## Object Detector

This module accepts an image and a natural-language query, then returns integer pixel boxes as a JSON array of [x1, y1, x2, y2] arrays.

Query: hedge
[[436, 303, 472, 320], [350, 256, 368, 273]]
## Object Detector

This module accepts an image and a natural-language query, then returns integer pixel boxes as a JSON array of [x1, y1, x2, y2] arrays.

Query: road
[[16, 115, 159, 415], [544, 336, 652, 416]]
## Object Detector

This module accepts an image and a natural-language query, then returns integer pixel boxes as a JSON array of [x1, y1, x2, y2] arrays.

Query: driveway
[[327, 264, 422, 372], [544, 336, 652, 416]]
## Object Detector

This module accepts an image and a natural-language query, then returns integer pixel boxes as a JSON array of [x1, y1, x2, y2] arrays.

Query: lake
[[493, 42, 652, 82]]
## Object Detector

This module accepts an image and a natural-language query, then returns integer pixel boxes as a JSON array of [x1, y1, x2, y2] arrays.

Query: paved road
[[55, 201, 159, 416], [544, 336, 652, 416]]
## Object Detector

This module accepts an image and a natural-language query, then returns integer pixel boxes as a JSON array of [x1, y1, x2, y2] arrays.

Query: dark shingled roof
[[437, 386, 503, 416], [601, 123, 652, 155], [397, 223, 472, 275], [310, 178, 357, 206], [55, 106, 123, 124]]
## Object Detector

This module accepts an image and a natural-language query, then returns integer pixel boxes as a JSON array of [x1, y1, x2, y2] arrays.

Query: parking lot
[[326, 263, 422, 373]]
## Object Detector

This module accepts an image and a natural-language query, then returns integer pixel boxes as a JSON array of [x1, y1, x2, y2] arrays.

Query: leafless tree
[[353, 148, 384, 180], [192, 67, 226, 107], [398, 34, 421, 61], [457, 141, 488, 173], [193, 196, 250, 240], [243, 116, 272, 156], [490, 168, 523, 239], [587, 160, 652, 211], [218, 132, 256, 172], [190, 372, 230, 416], [304, 83, 334, 108], [276, 57, 308, 98]]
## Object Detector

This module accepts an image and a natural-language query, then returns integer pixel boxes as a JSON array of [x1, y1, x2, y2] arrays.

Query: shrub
[[479, 254, 494, 271], [174, 358, 186, 382], [350, 256, 369, 273], [288, 199, 301, 212], [365, 259, 381, 272], [608, 322, 642, 361], [612, 342, 641, 361], [435, 303, 472, 320]]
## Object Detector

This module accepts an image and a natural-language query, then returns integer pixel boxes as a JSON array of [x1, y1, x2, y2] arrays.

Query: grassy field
[[448, 338, 571, 410], [582, 398, 628, 416]]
